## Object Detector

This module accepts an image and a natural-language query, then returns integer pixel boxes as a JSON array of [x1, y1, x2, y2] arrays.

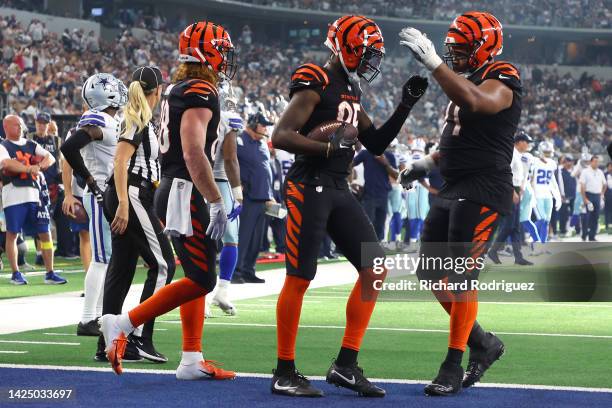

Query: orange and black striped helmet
[[324, 15, 385, 83], [444, 11, 503, 73], [178, 21, 237, 80]]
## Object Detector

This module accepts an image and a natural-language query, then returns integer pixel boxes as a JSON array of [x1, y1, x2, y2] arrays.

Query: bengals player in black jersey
[[271, 15, 428, 398], [399, 12, 521, 396], [100, 21, 235, 380]]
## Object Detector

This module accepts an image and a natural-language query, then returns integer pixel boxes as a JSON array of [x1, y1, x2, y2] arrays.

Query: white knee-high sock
[[81, 261, 107, 323]]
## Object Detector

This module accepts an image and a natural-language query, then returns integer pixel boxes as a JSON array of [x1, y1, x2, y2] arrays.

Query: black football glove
[[327, 124, 356, 157], [400, 75, 428, 108], [398, 155, 436, 190], [86, 177, 104, 203]]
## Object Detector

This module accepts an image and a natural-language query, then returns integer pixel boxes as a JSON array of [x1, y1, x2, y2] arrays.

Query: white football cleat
[[212, 286, 236, 316], [176, 360, 236, 380], [100, 314, 127, 375]]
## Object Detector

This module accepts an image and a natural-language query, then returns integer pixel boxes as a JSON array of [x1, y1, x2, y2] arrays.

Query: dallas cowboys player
[[61, 74, 128, 355], [531, 141, 561, 247]]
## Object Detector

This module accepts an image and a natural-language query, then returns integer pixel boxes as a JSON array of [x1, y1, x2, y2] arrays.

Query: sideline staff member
[[580, 155, 606, 241]]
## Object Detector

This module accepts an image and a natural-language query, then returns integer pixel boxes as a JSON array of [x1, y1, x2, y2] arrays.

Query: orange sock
[[341, 275, 380, 351], [128, 278, 206, 328], [448, 290, 479, 351], [433, 289, 453, 315], [180, 295, 205, 352], [276, 275, 310, 360]]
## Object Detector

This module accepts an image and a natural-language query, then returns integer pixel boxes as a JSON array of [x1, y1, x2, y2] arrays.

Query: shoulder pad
[[289, 63, 329, 97], [480, 61, 521, 91]]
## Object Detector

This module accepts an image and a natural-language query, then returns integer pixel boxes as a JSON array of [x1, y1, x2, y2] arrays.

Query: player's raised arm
[[357, 75, 428, 156], [399, 24, 515, 115]]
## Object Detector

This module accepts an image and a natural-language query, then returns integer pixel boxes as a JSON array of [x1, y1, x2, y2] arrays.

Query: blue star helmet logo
[[97, 77, 110, 90]]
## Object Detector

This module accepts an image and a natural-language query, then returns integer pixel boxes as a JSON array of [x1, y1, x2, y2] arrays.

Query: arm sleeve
[[289, 63, 329, 99], [60, 128, 94, 181], [357, 104, 411, 156]]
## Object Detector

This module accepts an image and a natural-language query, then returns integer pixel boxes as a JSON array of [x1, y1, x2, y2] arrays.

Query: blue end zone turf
[[1, 368, 610, 408]]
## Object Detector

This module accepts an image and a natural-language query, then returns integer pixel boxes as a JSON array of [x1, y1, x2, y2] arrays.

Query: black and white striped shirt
[[119, 122, 160, 183]]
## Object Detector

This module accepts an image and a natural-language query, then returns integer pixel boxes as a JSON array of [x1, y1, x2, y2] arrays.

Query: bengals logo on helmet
[[443, 11, 503, 73], [324, 15, 385, 83], [178, 21, 237, 80]]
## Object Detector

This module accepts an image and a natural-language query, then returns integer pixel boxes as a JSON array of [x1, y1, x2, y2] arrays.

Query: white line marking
[[0, 351, 28, 354], [154, 328, 167, 331], [0, 340, 80, 346], [0, 364, 610, 393], [157, 321, 612, 339]]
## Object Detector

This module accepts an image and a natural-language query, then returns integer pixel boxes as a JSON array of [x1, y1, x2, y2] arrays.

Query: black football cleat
[[424, 362, 463, 396], [515, 258, 533, 266], [128, 334, 168, 363], [487, 250, 502, 265], [271, 369, 323, 397], [77, 319, 101, 336], [326, 360, 385, 397], [463, 332, 505, 388]]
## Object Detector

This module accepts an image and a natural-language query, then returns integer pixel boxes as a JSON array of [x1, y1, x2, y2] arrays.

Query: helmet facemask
[[357, 46, 384, 83]]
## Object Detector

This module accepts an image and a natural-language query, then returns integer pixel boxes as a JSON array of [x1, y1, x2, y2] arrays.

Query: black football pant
[[155, 177, 217, 291], [284, 181, 384, 280], [102, 180, 175, 340], [417, 197, 501, 284], [558, 198, 574, 234]]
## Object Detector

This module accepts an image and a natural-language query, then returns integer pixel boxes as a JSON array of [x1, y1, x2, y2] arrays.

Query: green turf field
[[1, 269, 610, 388]]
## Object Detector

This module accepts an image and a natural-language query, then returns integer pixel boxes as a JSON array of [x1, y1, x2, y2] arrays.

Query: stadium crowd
[[246, 0, 611, 28], [0, 12, 610, 287]]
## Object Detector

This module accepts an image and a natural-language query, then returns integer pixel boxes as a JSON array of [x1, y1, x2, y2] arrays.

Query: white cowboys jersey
[[77, 110, 120, 190], [531, 157, 560, 199]]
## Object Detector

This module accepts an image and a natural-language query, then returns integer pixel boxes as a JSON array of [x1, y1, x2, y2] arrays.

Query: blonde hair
[[122, 81, 153, 137], [173, 62, 218, 86]]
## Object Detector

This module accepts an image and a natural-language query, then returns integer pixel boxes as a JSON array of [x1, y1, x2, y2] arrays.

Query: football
[[306, 120, 359, 143], [70, 201, 89, 224]]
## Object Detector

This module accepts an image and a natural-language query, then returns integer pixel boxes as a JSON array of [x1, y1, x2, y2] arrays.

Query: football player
[[99, 21, 236, 380], [208, 80, 244, 316], [61, 73, 128, 345], [531, 141, 562, 246], [516, 133, 542, 246], [405, 139, 430, 244], [399, 12, 520, 395], [271, 15, 427, 398]]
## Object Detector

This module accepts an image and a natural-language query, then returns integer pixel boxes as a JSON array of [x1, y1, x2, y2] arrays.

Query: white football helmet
[[81, 73, 128, 111], [538, 141, 554, 158]]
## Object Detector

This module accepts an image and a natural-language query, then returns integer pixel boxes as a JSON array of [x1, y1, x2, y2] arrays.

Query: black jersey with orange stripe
[[159, 78, 220, 180], [437, 60, 522, 215], [286, 63, 362, 189]]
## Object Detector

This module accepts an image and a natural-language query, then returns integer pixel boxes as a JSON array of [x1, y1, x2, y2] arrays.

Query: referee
[[102, 66, 175, 362]]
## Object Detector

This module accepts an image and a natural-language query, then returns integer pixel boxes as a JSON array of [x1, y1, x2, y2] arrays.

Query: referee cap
[[131, 66, 164, 92]]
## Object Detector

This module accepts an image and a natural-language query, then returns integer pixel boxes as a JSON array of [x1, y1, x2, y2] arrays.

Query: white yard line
[[0, 363, 610, 394], [157, 321, 612, 340], [0, 262, 358, 335], [0, 340, 79, 346], [0, 351, 28, 354]]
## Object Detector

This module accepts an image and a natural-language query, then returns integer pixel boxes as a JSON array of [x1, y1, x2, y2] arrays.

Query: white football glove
[[554, 199, 562, 212], [206, 201, 228, 241], [399, 27, 443, 72], [220, 111, 244, 134]]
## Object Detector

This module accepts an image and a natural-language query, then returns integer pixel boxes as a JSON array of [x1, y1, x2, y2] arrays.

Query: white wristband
[[232, 186, 243, 201]]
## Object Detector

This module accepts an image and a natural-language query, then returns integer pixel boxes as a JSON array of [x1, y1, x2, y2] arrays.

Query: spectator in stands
[[352, 147, 398, 240], [0, 114, 65, 284], [233, 110, 275, 284]]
